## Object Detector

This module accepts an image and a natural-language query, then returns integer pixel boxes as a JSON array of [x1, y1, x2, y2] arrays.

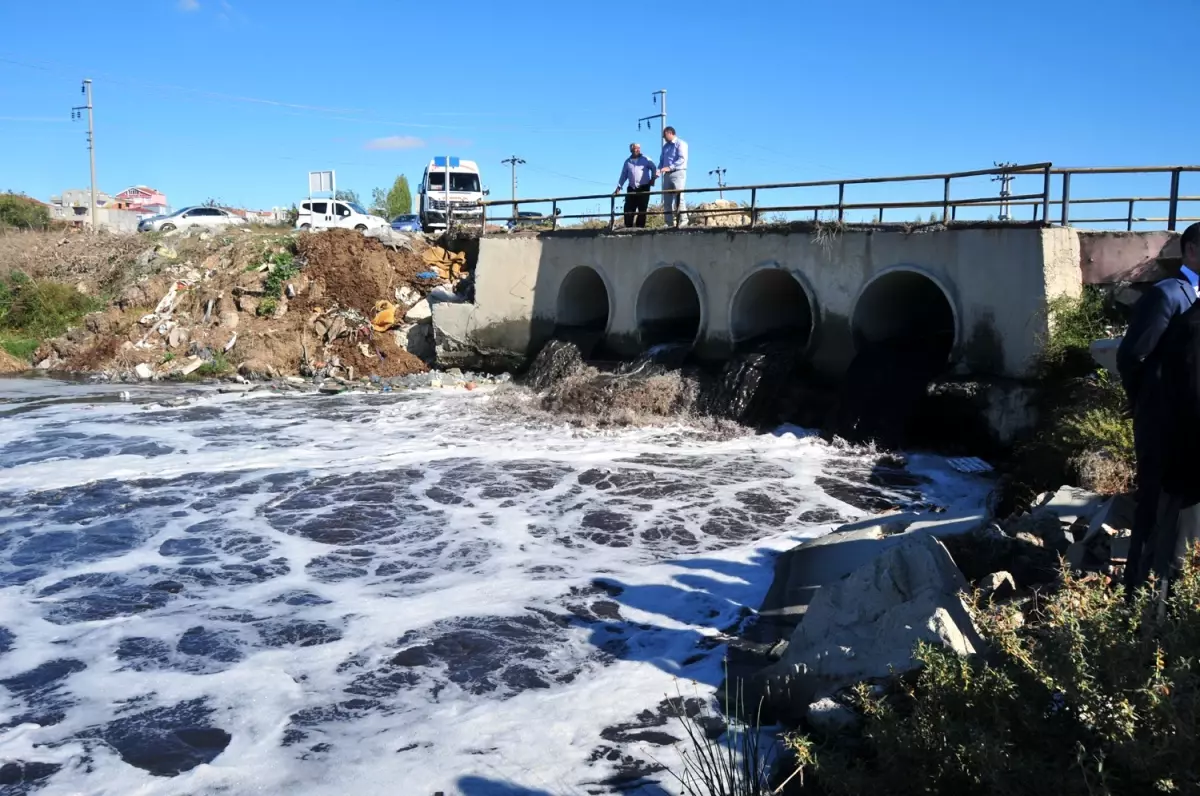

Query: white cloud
[[178, 0, 200, 11], [364, 136, 426, 151]]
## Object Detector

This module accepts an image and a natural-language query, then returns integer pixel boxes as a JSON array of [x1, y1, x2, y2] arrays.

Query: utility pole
[[709, 167, 727, 200], [71, 79, 97, 231], [501, 155, 525, 220], [992, 161, 1015, 222], [636, 89, 667, 143]]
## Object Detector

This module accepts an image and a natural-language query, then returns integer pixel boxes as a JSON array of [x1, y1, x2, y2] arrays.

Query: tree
[[370, 187, 388, 218], [387, 175, 413, 217], [334, 189, 361, 205], [0, 193, 51, 230]]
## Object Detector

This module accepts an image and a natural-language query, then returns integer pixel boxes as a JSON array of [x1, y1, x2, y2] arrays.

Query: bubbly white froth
[[0, 379, 990, 795]]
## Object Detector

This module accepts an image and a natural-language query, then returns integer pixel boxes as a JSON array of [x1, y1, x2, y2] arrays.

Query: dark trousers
[[623, 186, 651, 228], [1126, 404, 1164, 596]]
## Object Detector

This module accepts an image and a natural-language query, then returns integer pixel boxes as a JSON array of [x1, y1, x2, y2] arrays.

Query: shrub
[[784, 551, 1200, 795], [194, 352, 232, 378], [0, 193, 51, 230], [0, 271, 99, 360]]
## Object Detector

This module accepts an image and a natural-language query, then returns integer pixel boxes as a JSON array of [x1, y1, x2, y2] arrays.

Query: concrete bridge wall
[[432, 225, 1084, 378]]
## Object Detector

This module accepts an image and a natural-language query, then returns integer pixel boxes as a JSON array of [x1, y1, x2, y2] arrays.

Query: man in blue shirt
[[658, 126, 688, 227], [1117, 221, 1200, 596], [614, 142, 657, 229]]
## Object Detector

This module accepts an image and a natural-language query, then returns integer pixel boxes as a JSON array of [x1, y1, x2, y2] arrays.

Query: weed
[[0, 270, 99, 361], [664, 677, 776, 796], [810, 219, 845, 256], [256, 298, 278, 317], [161, 351, 175, 364], [262, 251, 298, 300], [785, 549, 1200, 795], [194, 352, 232, 378]]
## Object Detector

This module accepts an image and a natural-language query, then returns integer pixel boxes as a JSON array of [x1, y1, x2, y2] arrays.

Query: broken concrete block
[[221, 311, 239, 330], [405, 298, 432, 321], [1066, 542, 1088, 571], [179, 356, 204, 376], [977, 571, 1017, 601], [134, 363, 154, 380], [1034, 486, 1107, 526], [776, 534, 984, 701]]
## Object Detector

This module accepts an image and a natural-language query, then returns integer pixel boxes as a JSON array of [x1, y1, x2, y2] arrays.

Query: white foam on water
[[0, 377, 992, 795]]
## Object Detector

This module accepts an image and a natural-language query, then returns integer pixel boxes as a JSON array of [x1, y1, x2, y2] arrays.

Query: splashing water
[[0, 377, 991, 795]]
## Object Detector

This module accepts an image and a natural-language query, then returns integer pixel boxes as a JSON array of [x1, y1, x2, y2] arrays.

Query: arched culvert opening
[[730, 269, 814, 350], [851, 268, 957, 363], [636, 266, 702, 348], [556, 266, 610, 332]]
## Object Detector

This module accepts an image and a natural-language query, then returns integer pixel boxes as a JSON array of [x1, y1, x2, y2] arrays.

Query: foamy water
[[0, 378, 991, 795]]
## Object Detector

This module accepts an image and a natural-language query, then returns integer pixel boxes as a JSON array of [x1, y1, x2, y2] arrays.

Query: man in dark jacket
[[1119, 221, 1200, 594]]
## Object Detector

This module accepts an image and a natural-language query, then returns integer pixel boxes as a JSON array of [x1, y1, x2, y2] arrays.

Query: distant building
[[113, 185, 169, 216], [47, 188, 138, 232]]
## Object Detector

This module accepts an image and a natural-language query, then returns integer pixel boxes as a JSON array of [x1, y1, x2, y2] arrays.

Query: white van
[[295, 199, 388, 232], [419, 157, 486, 230]]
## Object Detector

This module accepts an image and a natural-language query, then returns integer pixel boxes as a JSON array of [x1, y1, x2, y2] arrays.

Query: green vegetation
[[262, 251, 297, 298], [375, 175, 413, 218], [161, 351, 175, 364], [194, 352, 232, 378], [667, 682, 774, 796], [334, 189, 361, 205], [782, 551, 1200, 795], [0, 193, 51, 230], [1007, 288, 1133, 500], [256, 297, 278, 317], [0, 271, 99, 360]]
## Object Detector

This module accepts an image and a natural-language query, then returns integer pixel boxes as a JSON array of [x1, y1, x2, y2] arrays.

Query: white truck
[[295, 199, 389, 232], [419, 157, 486, 230]]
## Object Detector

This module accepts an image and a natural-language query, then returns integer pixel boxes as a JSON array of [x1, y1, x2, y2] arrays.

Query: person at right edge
[[658, 126, 688, 227], [1118, 221, 1200, 599]]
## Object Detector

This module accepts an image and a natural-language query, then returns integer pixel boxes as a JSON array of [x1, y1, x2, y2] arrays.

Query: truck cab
[[419, 157, 485, 230]]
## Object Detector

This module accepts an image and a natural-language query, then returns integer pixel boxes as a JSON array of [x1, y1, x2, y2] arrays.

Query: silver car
[[138, 206, 249, 233]]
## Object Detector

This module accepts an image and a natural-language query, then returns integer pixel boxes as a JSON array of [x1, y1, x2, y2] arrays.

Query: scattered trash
[[405, 298, 432, 321], [134, 363, 154, 380], [947, 456, 992, 474], [119, 391, 131, 401], [155, 244, 178, 260], [179, 356, 205, 376], [416, 271, 438, 281], [371, 300, 398, 333], [421, 246, 468, 281], [223, 333, 237, 353], [465, 381, 477, 391]]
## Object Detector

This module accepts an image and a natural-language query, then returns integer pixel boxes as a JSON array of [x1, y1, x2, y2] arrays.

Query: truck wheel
[[299, 224, 311, 230], [355, 224, 367, 231]]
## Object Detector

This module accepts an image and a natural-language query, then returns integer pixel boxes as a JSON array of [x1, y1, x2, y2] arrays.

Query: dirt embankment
[[12, 226, 461, 381]]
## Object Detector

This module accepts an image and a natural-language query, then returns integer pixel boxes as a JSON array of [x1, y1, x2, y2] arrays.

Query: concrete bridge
[[432, 223, 1090, 378]]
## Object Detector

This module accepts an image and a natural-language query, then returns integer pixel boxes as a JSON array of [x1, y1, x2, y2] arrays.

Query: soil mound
[[295, 229, 431, 314], [331, 334, 428, 378], [0, 347, 28, 374]]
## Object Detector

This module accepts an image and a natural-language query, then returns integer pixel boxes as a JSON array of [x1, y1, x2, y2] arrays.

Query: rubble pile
[[744, 480, 1136, 726], [22, 226, 475, 383]]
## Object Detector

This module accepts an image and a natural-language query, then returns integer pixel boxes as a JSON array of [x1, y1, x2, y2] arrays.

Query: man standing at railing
[[1118, 221, 1200, 598], [658, 126, 688, 227], [614, 143, 657, 228]]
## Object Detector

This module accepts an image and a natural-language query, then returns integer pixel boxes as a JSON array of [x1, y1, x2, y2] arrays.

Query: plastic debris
[[416, 271, 438, 281], [223, 333, 238, 353], [947, 456, 992, 474], [371, 300, 398, 333]]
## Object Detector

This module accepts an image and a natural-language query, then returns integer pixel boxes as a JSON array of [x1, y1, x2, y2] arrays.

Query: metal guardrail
[[463, 163, 1200, 233]]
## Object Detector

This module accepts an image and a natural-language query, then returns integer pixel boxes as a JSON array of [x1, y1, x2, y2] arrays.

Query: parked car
[[295, 200, 389, 232], [138, 206, 249, 233], [390, 214, 422, 233], [507, 210, 550, 230]]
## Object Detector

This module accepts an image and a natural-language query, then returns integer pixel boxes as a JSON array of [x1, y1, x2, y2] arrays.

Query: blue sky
[[1, 0, 1197, 222]]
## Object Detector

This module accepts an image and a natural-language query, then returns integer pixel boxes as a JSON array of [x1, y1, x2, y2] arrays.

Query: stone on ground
[[977, 570, 1017, 600], [806, 697, 860, 735], [776, 533, 984, 701]]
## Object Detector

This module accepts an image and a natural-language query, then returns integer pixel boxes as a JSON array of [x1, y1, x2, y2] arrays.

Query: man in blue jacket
[[1117, 221, 1200, 595]]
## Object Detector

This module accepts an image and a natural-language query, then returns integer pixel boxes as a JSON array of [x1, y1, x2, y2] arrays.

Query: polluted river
[[0, 371, 991, 795]]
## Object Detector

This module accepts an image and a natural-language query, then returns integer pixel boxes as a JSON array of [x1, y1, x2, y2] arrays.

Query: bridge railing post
[[838, 182, 845, 222], [749, 188, 758, 227], [1169, 168, 1182, 231], [1041, 164, 1052, 226], [1060, 172, 1071, 226], [608, 195, 616, 232], [551, 201, 558, 230], [942, 176, 950, 223], [1127, 199, 1135, 231]]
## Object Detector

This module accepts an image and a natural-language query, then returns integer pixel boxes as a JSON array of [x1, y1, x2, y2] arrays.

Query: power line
[[636, 89, 667, 141], [71, 79, 96, 231], [709, 166, 727, 199], [501, 155, 525, 219], [992, 161, 1016, 221], [522, 163, 609, 187]]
